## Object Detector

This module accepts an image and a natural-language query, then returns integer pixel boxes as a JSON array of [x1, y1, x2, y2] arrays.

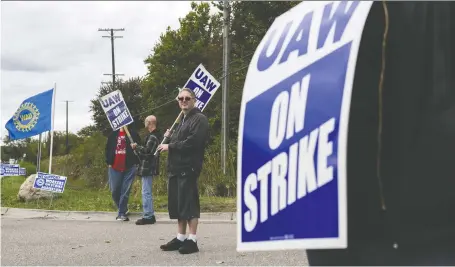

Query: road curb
[[1, 207, 237, 224]]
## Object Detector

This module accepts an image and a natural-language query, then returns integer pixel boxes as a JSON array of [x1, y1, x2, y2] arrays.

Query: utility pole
[[62, 100, 74, 154], [98, 28, 125, 88], [221, 1, 231, 175]]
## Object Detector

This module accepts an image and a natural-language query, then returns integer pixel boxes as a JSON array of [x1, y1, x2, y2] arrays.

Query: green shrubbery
[[19, 161, 37, 177], [38, 131, 237, 197]]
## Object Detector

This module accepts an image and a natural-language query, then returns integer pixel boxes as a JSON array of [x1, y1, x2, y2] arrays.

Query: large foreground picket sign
[[154, 64, 220, 155], [237, 1, 373, 251]]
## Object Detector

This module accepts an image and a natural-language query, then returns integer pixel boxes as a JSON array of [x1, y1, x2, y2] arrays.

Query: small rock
[[105, 240, 111, 243], [131, 255, 136, 258], [86, 216, 90, 219], [216, 261, 224, 264]]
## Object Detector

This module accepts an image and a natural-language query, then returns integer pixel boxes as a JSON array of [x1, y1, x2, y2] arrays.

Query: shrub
[[39, 129, 238, 197], [153, 135, 237, 197], [19, 161, 37, 176]]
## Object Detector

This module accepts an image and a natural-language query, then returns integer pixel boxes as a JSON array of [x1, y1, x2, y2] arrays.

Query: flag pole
[[48, 83, 56, 173], [36, 133, 42, 173]]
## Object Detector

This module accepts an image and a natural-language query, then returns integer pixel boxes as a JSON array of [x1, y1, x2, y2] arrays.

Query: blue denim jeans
[[108, 165, 137, 216], [141, 176, 155, 219]]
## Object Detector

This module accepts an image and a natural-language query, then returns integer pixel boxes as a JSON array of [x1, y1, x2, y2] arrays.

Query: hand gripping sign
[[154, 64, 220, 155], [237, 1, 373, 251], [99, 90, 138, 151]]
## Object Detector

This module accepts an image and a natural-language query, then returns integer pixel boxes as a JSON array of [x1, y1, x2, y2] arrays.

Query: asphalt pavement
[[1, 211, 308, 266]]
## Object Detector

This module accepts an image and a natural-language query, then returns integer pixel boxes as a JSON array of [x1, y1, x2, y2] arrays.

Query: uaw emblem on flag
[[13, 102, 40, 132], [5, 88, 54, 141]]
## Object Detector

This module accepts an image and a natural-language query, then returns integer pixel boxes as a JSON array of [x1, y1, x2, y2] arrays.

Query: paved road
[[1, 218, 308, 266]]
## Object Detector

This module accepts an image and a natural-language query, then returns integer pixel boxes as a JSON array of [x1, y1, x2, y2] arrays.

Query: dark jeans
[[307, 241, 455, 266], [108, 165, 137, 216]]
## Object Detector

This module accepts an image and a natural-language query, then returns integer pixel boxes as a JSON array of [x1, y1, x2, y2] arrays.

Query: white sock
[[188, 234, 197, 242], [177, 233, 186, 242]]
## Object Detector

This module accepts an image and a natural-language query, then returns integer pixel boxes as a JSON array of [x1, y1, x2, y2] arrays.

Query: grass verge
[[1, 176, 236, 213]]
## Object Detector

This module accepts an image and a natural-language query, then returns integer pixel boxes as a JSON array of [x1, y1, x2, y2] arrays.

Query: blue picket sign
[[237, 1, 374, 251]]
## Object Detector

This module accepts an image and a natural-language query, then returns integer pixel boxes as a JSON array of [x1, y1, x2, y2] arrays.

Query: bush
[[199, 136, 237, 197], [153, 135, 237, 197], [40, 155, 76, 176], [71, 132, 108, 188], [18, 161, 36, 176], [40, 132, 107, 188], [39, 129, 238, 197]]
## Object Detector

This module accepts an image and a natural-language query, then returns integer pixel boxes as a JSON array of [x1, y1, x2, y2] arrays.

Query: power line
[[134, 50, 253, 118], [94, 64, 249, 131], [98, 28, 125, 88], [218, 64, 248, 81], [214, 51, 254, 77], [135, 97, 178, 116], [133, 63, 250, 118]]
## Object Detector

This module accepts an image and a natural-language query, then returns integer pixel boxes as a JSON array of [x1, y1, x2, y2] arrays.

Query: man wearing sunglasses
[[157, 88, 209, 255]]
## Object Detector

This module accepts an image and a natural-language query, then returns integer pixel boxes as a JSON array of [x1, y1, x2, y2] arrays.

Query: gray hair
[[179, 88, 196, 98], [144, 115, 156, 127]]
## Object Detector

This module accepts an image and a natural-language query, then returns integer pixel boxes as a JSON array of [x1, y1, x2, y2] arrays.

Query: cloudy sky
[[1, 1, 193, 140]]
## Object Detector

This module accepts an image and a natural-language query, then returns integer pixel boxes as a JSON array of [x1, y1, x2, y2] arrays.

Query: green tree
[[77, 125, 98, 138], [1, 131, 82, 164], [142, 2, 223, 137], [211, 1, 300, 140]]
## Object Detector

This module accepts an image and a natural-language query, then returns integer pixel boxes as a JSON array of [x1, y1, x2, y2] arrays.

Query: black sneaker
[[160, 238, 184, 251], [179, 239, 199, 254], [135, 216, 156, 225], [116, 215, 129, 221]]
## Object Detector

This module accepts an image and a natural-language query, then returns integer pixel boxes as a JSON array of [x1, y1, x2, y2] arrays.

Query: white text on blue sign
[[256, 1, 359, 73], [243, 74, 336, 232]]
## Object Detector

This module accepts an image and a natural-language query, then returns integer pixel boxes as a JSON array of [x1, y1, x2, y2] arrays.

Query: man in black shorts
[[157, 88, 209, 254]]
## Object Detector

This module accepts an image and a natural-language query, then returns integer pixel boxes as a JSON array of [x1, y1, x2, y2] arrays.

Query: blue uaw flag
[[5, 88, 54, 141]]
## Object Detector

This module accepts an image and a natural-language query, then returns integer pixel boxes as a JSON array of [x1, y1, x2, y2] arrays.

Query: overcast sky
[[1, 1, 193, 140]]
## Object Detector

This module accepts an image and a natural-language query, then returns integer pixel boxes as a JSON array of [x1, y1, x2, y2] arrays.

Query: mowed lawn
[[1, 176, 236, 213]]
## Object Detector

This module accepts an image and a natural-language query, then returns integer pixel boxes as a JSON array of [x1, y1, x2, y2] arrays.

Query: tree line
[[2, 1, 299, 196]]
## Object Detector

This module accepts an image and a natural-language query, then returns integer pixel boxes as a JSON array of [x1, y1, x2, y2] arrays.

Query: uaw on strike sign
[[237, 1, 373, 251], [99, 90, 134, 131], [180, 64, 220, 111]]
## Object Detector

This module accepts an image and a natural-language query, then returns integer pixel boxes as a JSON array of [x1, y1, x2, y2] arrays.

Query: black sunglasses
[[178, 96, 192, 102]]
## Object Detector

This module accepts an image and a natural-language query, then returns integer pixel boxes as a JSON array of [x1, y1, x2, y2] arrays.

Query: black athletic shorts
[[167, 169, 200, 220]]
